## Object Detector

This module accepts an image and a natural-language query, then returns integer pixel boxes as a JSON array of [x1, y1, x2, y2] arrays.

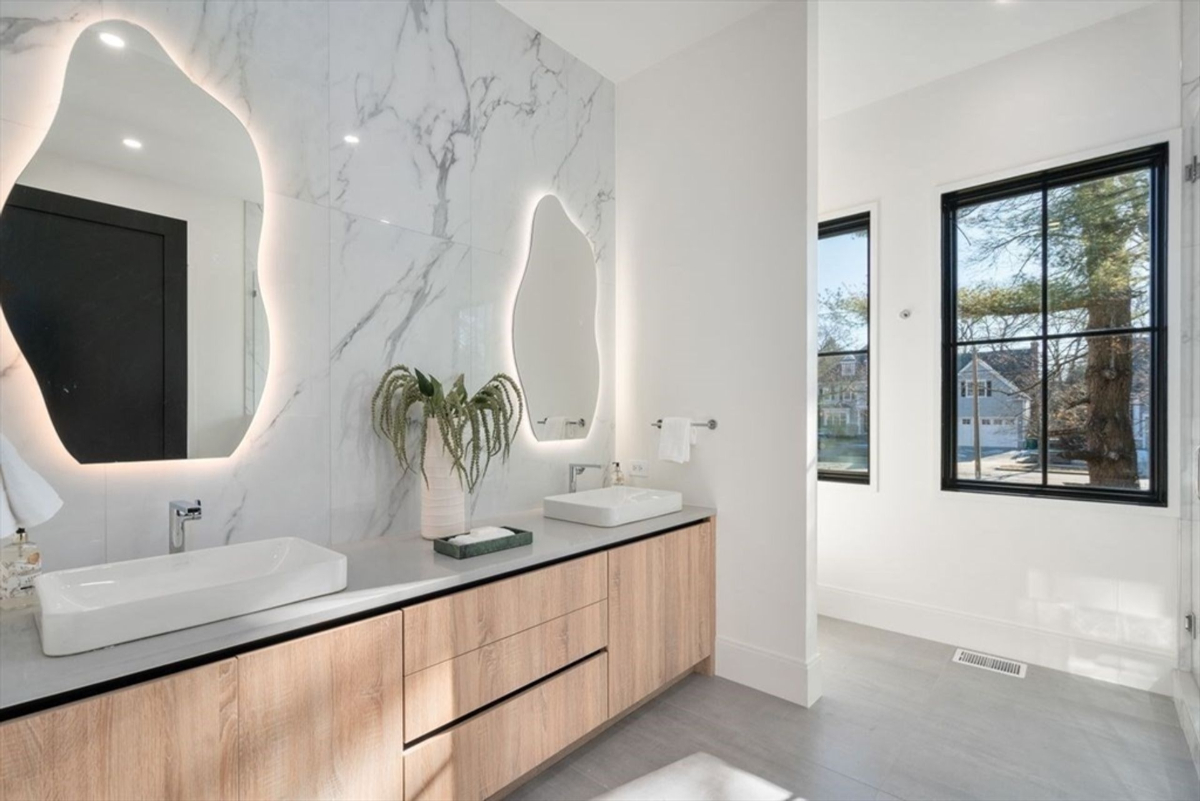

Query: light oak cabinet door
[[607, 521, 715, 715], [237, 612, 404, 801], [0, 659, 238, 801], [404, 653, 608, 801]]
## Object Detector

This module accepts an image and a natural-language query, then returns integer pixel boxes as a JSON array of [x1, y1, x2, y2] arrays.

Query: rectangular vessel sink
[[35, 537, 347, 656], [543, 486, 683, 528]]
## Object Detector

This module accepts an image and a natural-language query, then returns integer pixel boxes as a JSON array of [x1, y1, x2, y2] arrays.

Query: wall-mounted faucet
[[169, 500, 202, 554], [568, 463, 603, 493]]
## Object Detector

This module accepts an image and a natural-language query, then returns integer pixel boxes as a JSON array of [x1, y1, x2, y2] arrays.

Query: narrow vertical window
[[941, 144, 1167, 505], [818, 212, 871, 483]]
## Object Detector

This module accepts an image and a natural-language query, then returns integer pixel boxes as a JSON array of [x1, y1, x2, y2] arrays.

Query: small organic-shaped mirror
[[512, 196, 599, 442], [0, 21, 267, 462]]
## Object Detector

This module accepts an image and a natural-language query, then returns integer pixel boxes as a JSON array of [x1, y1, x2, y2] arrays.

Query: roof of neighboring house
[[956, 337, 1151, 396], [956, 349, 1037, 397]]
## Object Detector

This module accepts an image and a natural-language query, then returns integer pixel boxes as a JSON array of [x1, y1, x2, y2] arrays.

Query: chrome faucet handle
[[567, 463, 604, 493], [169, 500, 202, 554]]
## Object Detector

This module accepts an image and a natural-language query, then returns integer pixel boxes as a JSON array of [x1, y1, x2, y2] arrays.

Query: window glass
[[818, 213, 871, 482], [942, 146, 1165, 505]]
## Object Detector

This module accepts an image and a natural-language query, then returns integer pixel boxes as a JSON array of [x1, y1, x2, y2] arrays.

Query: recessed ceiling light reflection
[[99, 32, 126, 49], [343, 134, 360, 145], [122, 138, 143, 150]]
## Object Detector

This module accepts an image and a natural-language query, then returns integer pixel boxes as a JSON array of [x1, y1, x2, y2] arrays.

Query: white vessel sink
[[543, 486, 683, 528], [35, 537, 347, 656]]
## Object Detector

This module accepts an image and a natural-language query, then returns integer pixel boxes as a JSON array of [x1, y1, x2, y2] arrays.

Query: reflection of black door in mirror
[[0, 185, 187, 463]]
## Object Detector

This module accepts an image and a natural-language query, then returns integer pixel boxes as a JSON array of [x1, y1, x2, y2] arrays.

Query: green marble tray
[[432, 526, 533, 559]]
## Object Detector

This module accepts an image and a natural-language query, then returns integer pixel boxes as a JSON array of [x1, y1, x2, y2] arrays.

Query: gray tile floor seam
[[507, 618, 1200, 801]]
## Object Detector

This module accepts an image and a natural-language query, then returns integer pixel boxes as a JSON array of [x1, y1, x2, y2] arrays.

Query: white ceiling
[[819, 0, 1159, 120], [497, 0, 773, 84], [499, 0, 1159, 118]]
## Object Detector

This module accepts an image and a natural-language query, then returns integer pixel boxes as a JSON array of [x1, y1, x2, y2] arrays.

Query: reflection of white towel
[[543, 417, 568, 440], [447, 526, 513, 545], [658, 417, 695, 463], [0, 435, 63, 537]]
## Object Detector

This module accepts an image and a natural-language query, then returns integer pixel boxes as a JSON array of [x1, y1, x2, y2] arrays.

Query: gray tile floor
[[509, 617, 1200, 801]]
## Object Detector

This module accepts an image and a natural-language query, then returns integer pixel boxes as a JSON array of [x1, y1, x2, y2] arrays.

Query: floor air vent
[[952, 648, 1027, 678]]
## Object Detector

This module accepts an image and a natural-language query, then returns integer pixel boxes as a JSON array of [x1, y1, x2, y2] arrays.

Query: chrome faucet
[[568, 463, 603, 493], [169, 500, 202, 554]]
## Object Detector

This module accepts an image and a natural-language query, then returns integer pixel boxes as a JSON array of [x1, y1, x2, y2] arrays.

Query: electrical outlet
[[629, 460, 649, 478]]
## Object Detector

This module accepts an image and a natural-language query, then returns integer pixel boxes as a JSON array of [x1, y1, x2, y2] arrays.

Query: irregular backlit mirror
[[512, 196, 599, 442], [0, 21, 267, 462]]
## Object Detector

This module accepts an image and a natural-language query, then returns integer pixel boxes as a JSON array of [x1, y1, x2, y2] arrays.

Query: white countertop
[[0, 506, 715, 718]]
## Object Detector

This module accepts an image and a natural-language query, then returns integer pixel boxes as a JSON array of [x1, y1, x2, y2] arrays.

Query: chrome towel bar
[[651, 418, 718, 430], [536, 417, 585, 426]]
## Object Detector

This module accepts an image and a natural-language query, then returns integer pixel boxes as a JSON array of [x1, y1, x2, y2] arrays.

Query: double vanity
[[0, 505, 715, 801]]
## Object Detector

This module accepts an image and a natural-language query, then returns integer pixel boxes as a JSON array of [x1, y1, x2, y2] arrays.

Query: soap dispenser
[[0, 528, 42, 610], [606, 461, 626, 487]]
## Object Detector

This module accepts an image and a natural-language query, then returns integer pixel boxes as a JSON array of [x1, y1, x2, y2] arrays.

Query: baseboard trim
[[1175, 670, 1200, 781], [714, 636, 822, 707], [820, 584, 1175, 695]]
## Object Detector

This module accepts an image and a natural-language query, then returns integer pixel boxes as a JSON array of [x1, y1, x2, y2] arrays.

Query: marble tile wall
[[0, 0, 615, 568]]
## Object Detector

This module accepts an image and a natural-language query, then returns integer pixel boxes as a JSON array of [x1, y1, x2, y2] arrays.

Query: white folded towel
[[0, 434, 63, 536], [657, 417, 695, 463], [447, 526, 513, 545], [543, 416, 568, 440]]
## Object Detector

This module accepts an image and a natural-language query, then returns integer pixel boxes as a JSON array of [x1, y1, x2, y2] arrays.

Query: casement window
[[941, 144, 1167, 505], [818, 212, 871, 483]]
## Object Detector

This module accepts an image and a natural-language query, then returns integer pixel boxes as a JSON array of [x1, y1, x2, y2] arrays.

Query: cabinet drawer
[[404, 601, 607, 741], [404, 552, 607, 675], [404, 653, 608, 801]]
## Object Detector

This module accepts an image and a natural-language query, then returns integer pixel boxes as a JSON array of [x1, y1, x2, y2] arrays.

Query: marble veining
[[0, 0, 615, 568], [330, 0, 471, 242]]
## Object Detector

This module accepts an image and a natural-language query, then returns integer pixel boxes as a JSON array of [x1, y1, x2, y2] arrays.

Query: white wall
[[18, 153, 249, 458], [818, 2, 1183, 693], [1175, 0, 1200, 766], [616, 1, 820, 706]]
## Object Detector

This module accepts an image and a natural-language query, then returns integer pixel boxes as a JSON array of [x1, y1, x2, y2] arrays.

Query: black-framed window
[[818, 212, 871, 483], [941, 144, 1167, 506]]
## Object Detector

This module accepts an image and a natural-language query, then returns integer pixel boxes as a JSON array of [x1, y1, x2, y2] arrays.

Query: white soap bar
[[447, 526, 514, 545]]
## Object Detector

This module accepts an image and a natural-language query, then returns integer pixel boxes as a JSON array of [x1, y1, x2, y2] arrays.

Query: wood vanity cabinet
[[608, 521, 715, 715], [236, 611, 404, 801], [0, 517, 716, 801], [0, 659, 238, 801]]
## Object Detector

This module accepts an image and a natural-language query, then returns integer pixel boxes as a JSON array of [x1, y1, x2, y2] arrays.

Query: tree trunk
[[1082, 332, 1139, 487], [1078, 180, 1139, 488]]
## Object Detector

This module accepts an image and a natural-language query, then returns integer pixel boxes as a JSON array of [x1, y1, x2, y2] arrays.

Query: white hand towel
[[543, 416, 568, 440], [0, 435, 63, 537], [658, 417, 693, 463], [447, 526, 513, 545]]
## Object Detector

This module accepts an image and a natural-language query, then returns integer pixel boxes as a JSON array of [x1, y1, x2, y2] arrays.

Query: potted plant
[[372, 367, 523, 539]]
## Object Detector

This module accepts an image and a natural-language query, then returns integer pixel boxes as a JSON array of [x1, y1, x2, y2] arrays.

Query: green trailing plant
[[371, 366, 524, 493]]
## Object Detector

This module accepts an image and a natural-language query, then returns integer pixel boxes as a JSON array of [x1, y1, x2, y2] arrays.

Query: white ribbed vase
[[421, 418, 466, 540]]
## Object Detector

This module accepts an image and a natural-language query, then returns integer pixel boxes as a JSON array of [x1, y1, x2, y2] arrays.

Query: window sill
[[818, 471, 870, 486], [940, 480, 1167, 509]]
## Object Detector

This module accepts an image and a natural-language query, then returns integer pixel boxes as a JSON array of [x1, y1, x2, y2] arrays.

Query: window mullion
[[1040, 179, 1050, 489]]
